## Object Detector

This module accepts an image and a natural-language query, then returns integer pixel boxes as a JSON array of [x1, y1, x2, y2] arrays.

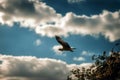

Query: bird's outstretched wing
[[55, 36, 71, 48]]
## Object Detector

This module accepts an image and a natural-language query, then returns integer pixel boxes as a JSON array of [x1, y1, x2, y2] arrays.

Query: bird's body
[[55, 36, 75, 52]]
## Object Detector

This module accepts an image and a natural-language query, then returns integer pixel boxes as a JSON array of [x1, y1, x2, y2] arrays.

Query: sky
[[0, 0, 120, 80]]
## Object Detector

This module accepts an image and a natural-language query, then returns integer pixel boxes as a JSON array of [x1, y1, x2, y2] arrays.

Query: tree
[[67, 43, 120, 80]]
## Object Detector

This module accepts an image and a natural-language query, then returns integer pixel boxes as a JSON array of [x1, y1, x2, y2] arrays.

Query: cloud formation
[[0, 54, 92, 80], [61, 10, 120, 41], [81, 50, 94, 56], [73, 51, 95, 62], [52, 45, 63, 54], [73, 56, 85, 61], [0, 0, 120, 41], [0, 0, 61, 26], [52, 45, 67, 56], [34, 39, 41, 46], [0, 54, 69, 80], [36, 10, 120, 41]]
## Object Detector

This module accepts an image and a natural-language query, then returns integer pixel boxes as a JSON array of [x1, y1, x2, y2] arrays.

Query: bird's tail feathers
[[70, 48, 76, 52], [72, 48, 76, 49]]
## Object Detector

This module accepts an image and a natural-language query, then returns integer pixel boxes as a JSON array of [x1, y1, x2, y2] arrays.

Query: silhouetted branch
[[67, 43, 120, 80]]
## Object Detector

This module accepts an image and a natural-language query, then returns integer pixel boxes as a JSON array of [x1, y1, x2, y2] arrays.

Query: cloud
[[73, 51, 96, 62], [81, 50, 94, 56], [34, 39, 41, 46], [52, 45, 67, 56], [0, 54, 92, 80], [0, 54, 69, 80], [52, 45, 62, 54], [37, 10, 120, 41], [0, 0, 61, 26], [79, 63, 92, 68], [0, 0, 120, 41], [73, 56, 85, 61], [61, 10, 120, 41], [35, 25, 67, 37]]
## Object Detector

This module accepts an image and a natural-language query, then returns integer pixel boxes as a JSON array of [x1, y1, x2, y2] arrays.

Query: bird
[[55, 35, 75, 52]]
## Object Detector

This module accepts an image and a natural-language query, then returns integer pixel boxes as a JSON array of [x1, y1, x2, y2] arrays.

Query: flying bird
[[55, 35, 75, 52]]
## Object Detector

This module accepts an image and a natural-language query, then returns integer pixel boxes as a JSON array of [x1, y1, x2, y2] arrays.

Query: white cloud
[[37, 10, 120, 41], [81, 50, 94, 56], [73, 56, 85, 61], [73, 51, 95, 62], [0, 0, 61, 27], [79, 63, 92, 68], [34, 39, 41, 46], [62, 10, 120, 41], [0, 54, 69, 80], [73, 51, 96, 62], [52, 45, 66, 56], [0, 0, 120, 41], [35, 25, 67, 37], [0, 54, 92, 80]]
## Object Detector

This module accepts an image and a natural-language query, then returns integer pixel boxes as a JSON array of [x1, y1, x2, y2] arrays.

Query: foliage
[[67, 43, 120, 80]]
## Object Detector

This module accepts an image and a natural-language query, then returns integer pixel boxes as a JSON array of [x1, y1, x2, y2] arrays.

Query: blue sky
[[0, 0, 120, 80], [43, 0, 120, 15]]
